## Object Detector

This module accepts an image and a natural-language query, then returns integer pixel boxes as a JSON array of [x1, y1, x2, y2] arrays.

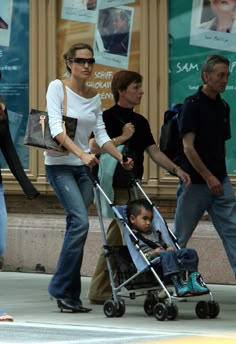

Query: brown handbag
[[24, 81, 77, 153]]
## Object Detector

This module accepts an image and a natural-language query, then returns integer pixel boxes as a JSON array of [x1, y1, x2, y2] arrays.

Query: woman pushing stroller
[[127, 199, 209, 297]]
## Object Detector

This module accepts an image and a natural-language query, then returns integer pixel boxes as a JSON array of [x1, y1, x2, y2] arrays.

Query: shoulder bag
[[24, 80, 77, 153]]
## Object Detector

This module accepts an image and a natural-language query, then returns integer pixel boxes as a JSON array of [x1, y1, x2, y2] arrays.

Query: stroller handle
[[122, 154, 128, 162]]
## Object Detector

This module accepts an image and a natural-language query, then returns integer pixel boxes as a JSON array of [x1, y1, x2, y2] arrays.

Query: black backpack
[[159, 95, 201, 166], [159, 103, 184, 166]]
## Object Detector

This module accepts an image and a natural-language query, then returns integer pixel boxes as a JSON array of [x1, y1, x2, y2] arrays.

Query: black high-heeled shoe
[[57, 299, 92, 313]]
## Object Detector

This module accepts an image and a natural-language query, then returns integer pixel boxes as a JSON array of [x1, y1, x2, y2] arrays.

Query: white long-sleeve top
[[44, 79, 110, 165]]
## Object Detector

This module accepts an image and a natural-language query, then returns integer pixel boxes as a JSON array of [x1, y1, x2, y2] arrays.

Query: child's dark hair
[[126, 199, 153, 225]]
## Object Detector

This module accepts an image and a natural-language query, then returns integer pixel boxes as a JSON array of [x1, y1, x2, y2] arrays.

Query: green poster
[[168, 0, 236, 174], [0, 0, 29, 169]]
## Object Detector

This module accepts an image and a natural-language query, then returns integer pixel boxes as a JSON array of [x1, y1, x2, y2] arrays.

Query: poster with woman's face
[[190, 0, 236, 52]]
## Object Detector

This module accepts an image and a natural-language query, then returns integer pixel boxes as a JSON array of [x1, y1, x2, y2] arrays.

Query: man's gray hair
[[201, 54, 230, 83]]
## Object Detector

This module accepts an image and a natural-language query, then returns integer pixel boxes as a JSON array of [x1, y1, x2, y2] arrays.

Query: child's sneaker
[[188, 272, 209, 295], [171, 274, 190, 297]]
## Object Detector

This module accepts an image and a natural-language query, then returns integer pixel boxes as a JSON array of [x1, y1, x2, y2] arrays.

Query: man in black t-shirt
[[88, 70, 190, 304], [173, 54, 236, 278]]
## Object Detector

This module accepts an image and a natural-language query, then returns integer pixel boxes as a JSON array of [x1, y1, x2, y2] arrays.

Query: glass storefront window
[[56, 0, 140, 111]]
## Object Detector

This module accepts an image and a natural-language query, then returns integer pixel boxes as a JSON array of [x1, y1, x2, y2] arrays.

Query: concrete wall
[[4, 213, 236, 284]]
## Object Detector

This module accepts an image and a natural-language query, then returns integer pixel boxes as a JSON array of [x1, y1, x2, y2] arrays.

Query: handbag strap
[[58, 80, 68, 147], [61, 80, 67, 117], [41, 80, 68, 150]]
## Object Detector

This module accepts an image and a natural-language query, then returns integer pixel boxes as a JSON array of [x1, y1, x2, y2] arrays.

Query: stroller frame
[[91, 173, 220, 321]]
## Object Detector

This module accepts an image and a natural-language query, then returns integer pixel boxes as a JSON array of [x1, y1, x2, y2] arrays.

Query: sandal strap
[[0, 309, 13, 321]]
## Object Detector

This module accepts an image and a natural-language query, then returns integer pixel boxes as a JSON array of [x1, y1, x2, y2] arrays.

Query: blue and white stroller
[[91, 174, 220, 321]]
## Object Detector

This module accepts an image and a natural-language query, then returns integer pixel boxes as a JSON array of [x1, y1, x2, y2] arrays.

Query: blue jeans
[[46, 165, 93, 302], [159, 248, 198, 277], [0, 184, 7, 256], [173, 176, 236, 274]]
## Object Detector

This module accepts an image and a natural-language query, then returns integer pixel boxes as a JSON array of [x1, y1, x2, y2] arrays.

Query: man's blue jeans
[[46, 165, 93, 302], [0, 184, 7, 256], [173, 176, 236, 274]]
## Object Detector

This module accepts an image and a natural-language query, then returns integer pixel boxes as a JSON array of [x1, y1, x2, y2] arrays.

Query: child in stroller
[[127, 199, 209, 297]]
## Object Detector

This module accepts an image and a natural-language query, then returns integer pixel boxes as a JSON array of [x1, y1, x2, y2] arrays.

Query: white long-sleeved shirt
[[44, 79, 110, 165]]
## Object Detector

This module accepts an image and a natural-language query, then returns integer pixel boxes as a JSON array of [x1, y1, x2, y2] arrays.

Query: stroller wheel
[[144, 296, 157, 316], [116, 300, 126, 317], [195, 301, 209, 319], [103, 300, 116, 318], [167, 303, 178, 320], [208, 301, 220, 318], [153, 303, 167, 321]]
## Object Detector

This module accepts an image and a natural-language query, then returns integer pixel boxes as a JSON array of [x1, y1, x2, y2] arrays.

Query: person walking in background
[[88, 70, 191, 304], [173, 54, 236, 278], [45, 43, 133, 313], [0, 70, 40, 321]]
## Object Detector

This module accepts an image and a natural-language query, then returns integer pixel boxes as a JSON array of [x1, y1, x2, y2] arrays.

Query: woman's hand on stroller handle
[[120, 155, 134, 170], [79, 152, 99, 167]]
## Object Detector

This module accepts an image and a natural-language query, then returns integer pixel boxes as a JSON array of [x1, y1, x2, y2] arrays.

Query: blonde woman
[[45, 43, 133, 312]]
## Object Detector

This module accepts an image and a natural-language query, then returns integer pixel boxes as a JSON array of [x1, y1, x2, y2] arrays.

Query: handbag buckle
[[39, 114, 46, 122]]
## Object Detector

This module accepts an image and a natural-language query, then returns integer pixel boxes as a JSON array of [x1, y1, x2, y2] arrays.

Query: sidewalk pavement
[[0, 272, 236, 342]]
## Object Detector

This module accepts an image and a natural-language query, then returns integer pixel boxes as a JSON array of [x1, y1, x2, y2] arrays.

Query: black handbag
[[24, 81, 77, 153]]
